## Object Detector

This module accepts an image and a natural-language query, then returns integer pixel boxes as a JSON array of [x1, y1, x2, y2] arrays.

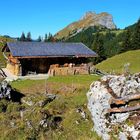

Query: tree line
[[66, 19, 140, 64], [18, 32, 55, 42], [17, 19, 140, 65]]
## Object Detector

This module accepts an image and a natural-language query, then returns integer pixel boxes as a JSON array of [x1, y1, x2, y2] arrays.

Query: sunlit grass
[[96, 49, 140, 74]]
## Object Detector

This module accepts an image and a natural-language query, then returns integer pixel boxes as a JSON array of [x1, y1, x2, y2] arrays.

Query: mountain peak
[[55, 11, 116, 39], [81, 11, 97, 20]]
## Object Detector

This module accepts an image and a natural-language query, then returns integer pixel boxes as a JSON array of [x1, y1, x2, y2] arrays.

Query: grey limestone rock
[[87, 73, 140, 140]]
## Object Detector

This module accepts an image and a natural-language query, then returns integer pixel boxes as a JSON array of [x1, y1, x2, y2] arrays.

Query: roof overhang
[[14, 55, 98, 59]]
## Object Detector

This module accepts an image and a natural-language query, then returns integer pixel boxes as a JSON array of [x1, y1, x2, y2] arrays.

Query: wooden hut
[[2, 42, 97, 76]]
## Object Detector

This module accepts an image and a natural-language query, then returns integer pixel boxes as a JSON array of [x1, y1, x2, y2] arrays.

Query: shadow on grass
[[10, 89, 25, 103]]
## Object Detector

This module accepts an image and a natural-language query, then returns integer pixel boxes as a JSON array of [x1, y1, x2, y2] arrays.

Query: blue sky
[[0, 0, 139, 39]]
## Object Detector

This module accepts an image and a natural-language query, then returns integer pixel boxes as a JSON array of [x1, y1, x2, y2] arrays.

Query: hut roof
[[6, 42, 97, 58]]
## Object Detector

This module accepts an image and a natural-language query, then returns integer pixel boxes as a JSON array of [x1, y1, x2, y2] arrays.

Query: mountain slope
[[55, 11, 116, 40], [0, 36, 14, 67], [96, 49, 140, 73]]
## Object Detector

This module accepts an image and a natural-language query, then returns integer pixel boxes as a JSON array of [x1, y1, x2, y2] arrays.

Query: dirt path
[[2, 68, 49, 81]]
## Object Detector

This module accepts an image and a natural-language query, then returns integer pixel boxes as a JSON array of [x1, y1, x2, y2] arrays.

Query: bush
[[0, 99, 8, 113]]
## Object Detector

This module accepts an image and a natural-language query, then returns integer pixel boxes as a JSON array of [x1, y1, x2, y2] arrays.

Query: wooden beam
[[108, 105, 140, 113], [110, 92, 140, 105], [14, 55, 97, 59]]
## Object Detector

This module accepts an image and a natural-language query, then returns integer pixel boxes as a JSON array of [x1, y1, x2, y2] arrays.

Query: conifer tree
[[92, 32, 106, 64], [47, 32, 53, 42], [44, 34, 48, 42], [132, 19, 140, 50], [37, 36, 42, 42], [120, 29, 132, 52], [26, 32, 32, 41], [19, 32, 26, 41]]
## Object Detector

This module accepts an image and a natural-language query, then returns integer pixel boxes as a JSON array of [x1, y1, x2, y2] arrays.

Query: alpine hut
[[2, 42, 97, 76]]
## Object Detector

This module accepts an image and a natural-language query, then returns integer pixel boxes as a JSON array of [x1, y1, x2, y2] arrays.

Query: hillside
[[65, 26, 125, 58], [0, 75, 101, 140], [96, 49, 140, 73], [64, 19, 140, 64], [0, 36, 14, 67], [55, 11, 116, 40]]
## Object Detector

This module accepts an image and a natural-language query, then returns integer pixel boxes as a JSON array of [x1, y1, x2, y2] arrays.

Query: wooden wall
[[6, 62, 21, 76], [6, 57, 89, 76]]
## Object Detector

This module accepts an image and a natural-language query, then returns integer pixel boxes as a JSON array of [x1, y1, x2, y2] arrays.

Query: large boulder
[[87, 73, 140, 140]]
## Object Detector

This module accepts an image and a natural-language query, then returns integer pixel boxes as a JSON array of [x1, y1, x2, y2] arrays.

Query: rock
[[39, 119, 48, 128], [45, 93, 56, 101], [20, 110, 24, 119], [22, 99, 33, 106], [26, 120, 33, 129], [55, 11, 116, 40], [87, 73, 140, 140], [75, 120, 80, 125], [39, 116, 62, 129], [10, 122, 15, 128], [76, 108, 87, 120], [87, 80, 113, 139], [38, 94, 56, 107], [0, 80, 12, 99], [124, 125, 140, 140], [119, 132, 127, 140]]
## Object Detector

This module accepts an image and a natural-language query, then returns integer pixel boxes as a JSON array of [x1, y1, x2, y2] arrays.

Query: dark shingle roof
[[6, 42, 97, 58]]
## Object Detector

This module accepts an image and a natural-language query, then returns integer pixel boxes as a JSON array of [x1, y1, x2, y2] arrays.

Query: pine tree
[[26, 32, 32, 41], [47, 32, 55, 42], [92, 32, 106, 64], [19, 32, 26, 41], [37, 36, 42, 42], [47, 32, 53, 42], [44, 34, 48, 42], [120, 29, 132, 53], [132, 19, 140, 50]]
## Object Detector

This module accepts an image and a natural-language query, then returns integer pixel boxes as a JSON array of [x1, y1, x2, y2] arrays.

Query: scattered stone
[[21, 98, 33, 106], [20, 110, 24, 119], [39, 116, 61, 129], [10, 122, 15, 128], [39, 119, 48, 128], [45, 93, 56, 100], [0, 80, 12, 99], [26, 120, 33, 129], [38, 94, 56, 107], [76, 108, 87, 120], [75, 120, 80, 125], [119, 132, 127, 140]]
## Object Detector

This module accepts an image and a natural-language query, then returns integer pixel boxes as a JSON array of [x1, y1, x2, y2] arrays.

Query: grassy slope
[[0, 36, 13, 67], [11, 75, 100, 94], [96, 49, 140, 74], [93, 29, 124, 36], [0, 75, 101, 140]]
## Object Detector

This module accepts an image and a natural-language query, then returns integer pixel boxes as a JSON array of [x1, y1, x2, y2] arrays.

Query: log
[[108, 104, 140, 113], [110, 92, 140, 105], [135, 120, 140, 129]]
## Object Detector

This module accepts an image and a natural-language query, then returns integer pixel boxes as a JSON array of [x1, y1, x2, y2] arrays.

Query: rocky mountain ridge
[[55, 11, 116, 40]]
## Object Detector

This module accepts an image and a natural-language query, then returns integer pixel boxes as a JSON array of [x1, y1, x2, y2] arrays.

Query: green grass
[[11, 75, 100, 94], [47, 75, 100, 85], [0, 75, 101, 140], [0, 36, 14, 67], [96, 49, 140, 74], [93, 29, 124, 36], [11, 79, 46, 92]]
